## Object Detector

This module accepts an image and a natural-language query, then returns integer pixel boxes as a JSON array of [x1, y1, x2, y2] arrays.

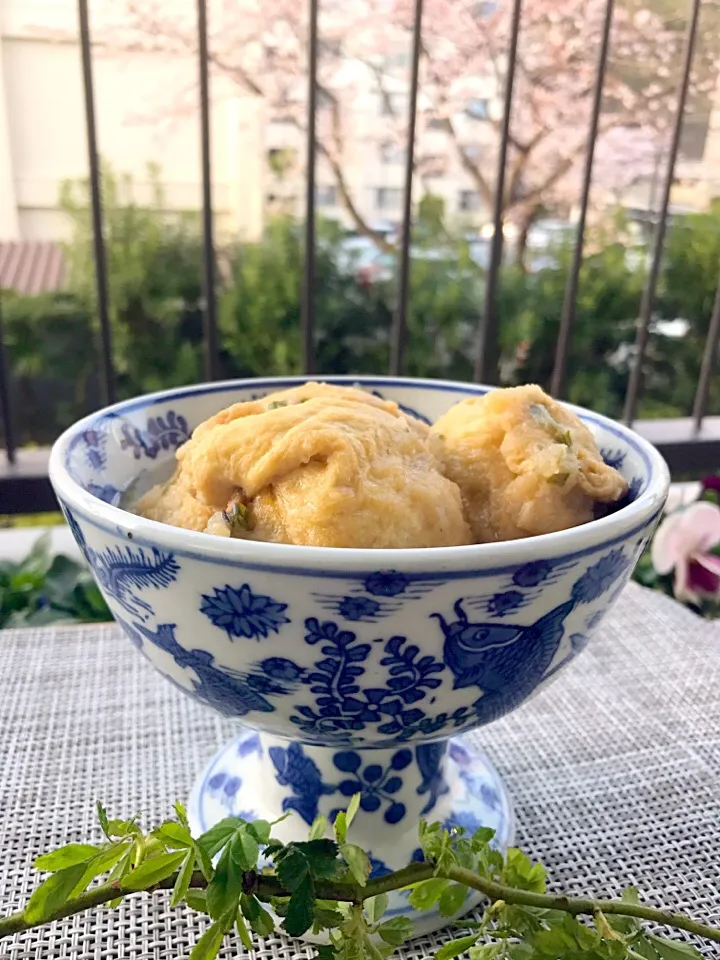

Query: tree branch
[[446, 866, 720, 946], [3, 860, 720, 948], [322, 91, 394, 253], [445, 118, 493, 208]]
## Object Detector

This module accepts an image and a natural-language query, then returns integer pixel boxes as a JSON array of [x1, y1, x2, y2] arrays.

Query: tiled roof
[[0, 241, 66, 295]]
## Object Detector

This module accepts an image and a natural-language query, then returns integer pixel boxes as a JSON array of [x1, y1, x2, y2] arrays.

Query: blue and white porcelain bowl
[[49, 376, 669, 937]]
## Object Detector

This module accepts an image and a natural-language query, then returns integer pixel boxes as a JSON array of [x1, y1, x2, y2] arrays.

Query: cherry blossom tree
[[405, 0, 717, 252], [591, 126, 662, 205], [81, 0, 717, 259]]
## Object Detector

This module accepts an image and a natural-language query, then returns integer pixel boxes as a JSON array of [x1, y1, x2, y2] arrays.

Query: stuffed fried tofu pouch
[[430, 384, 627, 543], [137, 382, 472, 549]]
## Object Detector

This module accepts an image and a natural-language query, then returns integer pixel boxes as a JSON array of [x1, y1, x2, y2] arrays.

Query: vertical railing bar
[[78, 0, 115, 406], [197, 0, 220, 381], [301, 0, 319, 375], [622, 0, 701, 424], [473, 0, 523, 384], [0, 292, 17, 464], [550, 0, 615, 399], [692, 275, 720, 430], [389, 0, 424, 377]]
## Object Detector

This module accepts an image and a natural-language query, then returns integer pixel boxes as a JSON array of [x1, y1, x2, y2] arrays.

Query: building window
[[420, 155, 447, 177], [318, 90, 333, 110], [473, 1, 498, 16], [458, 190, 481, 212], [316, 184, 337, 206], [380, 141, 405, 164], [465, 98, 489, 120], [382, 51, 409, 69], [463, 143, 483, 162], [376, 188, 403, 211], [427, 117, 448, 131]]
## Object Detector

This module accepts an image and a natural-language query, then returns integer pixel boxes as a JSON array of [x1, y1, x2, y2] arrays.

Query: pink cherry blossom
[[42, 0, 715, 250], [651, 501, 720, 604]]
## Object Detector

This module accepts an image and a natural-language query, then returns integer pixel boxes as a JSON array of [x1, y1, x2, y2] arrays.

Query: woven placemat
[[1, 583, 718, 958]]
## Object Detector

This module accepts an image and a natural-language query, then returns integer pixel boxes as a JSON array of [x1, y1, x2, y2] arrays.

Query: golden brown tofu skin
[[137, 382, 471, 549], [430, 384, 628, 543]]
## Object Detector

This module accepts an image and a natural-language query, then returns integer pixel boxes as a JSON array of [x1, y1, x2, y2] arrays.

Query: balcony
[[1, 0, 719, 520]]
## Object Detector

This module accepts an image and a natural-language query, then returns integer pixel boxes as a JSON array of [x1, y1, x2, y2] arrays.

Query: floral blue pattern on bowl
[[49, 375, 669, 940]]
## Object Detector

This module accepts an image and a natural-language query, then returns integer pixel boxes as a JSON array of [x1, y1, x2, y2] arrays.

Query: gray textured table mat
[[1, 583, 719, 959]]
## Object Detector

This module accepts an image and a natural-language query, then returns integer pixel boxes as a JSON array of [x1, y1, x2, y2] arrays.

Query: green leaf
[[284, 875, 315, 938], [107, 845, 134, 886], [453, 838, 476, 871], [198, 818, 243, 857], [171, 850, 196, 908], [468, 947, 501, 960], [345, 793, 361, 828], [622, 886, 641, 904], [295, 839, 344, 879], [435, 934, 479, 960], [605, 910, 641, 937], [24, 863, 89, 923], [70, 842, 134, 897], [97, 801, 111, 839], [630, 938, 661, 960], [438, 882, 468, 917], [365, 893, 389, 924], [106, 818, 136, 840], [188, 919, 227, 960], [247, 819, 272, 845], [646, 936, 704, 960], [231, 828, 260, 871], [533, 926, 576, 954], [206, 844, 242, 920], [35, 843, 101, 871], [24, 531, 52, 576], [155, 821, 193, 849], [408, 877, 450, 910], [235, 909, 254, 950], [185, 889, 209, 913], [276, 847, 310, 891], [334, 811, 348, 845], [240, 894, 275, 937], [314, 907, 345, 930], [43, 555, 85, 606], [174, 802, 190, 830], [503, 848, 546, 893], [309, 814, 328, 840], [377, 916, 414, 947], [506, 945, 534, 960], [195, 842, 214, 882], [470, 827, 495, 847], [339, 844, 370, 887], [123, 850, 187, 891], [314, 946, 336, 960]]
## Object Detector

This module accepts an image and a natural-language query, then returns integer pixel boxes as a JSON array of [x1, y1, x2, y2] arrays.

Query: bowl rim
[[49, 374, 670, 574]]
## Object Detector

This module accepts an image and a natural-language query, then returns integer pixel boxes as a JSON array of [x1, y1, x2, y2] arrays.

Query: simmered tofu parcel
[[429, 385, 628, 543], [137, 382, 472, 549], [136, 381, 628, 548]]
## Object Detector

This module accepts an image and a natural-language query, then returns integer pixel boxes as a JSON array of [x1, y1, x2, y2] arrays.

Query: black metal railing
[[1, 0, 719, 515]]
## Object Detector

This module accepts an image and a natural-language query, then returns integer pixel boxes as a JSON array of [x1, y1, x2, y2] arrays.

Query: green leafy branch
[[0, 531, 110, 628], [1, 799, 718, 960]]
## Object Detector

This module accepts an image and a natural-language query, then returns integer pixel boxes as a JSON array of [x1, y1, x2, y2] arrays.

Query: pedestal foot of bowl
[[188, 728, 514, 939]]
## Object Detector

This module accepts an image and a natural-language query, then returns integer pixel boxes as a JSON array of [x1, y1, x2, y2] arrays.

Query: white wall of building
[[2, 0, 717, 248], [0, 0, 265, 242]]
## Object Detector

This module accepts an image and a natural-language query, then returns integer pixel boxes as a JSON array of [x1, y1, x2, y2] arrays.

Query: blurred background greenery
[[2, 167, 719, 449]]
